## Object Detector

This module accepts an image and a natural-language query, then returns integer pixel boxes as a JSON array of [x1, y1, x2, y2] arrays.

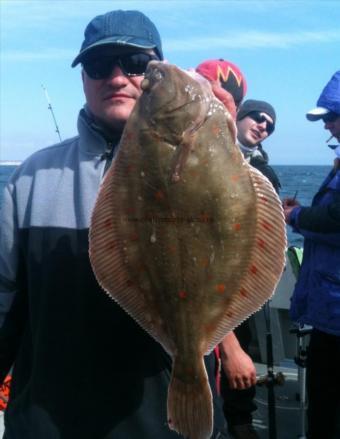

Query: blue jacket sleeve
[[289, 204, 340, 247]]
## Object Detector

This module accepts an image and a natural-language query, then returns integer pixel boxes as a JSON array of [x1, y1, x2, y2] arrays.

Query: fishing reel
[[256, 371, 285, 387]]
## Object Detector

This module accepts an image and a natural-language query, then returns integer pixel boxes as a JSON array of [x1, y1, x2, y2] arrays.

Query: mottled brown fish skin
[[89, 62, 287, 439]]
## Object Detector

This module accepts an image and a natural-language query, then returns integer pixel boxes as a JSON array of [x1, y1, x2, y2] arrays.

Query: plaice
[[89, 61, 287, 439]]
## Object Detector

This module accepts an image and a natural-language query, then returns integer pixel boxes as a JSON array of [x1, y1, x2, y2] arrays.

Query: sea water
[[0, 163, 332, 246]]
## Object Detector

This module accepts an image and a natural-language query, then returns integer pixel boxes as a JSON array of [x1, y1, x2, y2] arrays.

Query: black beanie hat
[[237, 99, 276, 125]]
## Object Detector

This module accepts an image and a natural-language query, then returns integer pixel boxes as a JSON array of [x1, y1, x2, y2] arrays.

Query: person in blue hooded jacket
[[283, 70, 340, 439]]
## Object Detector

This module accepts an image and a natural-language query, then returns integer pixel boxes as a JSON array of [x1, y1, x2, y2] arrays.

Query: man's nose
[[106, 64, 129, 83], [257, 121, 267, 132]]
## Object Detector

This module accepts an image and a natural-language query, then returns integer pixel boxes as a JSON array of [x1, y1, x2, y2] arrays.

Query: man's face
[[82, 48, 156, 133], [236, 112, 274, 147], [323, 113, 340, 142]]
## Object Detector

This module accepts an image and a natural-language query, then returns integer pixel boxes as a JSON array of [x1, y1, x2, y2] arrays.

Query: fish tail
[[167, 356, 213, 439]]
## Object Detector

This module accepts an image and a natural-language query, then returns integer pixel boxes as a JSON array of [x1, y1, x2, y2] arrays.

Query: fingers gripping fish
[[89, 61, 286, 439]]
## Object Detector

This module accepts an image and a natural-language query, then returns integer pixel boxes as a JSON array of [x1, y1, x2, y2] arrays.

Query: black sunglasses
[[82, 53, 159, 80], [321, 112, 339, 123], [247, 111, 275, 134]]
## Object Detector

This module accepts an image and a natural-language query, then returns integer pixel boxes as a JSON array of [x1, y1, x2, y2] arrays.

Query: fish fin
[[205, 164, 287, 353], [168, 356, 213, 439], [170, 132, 197, 182], [89, 161, 172, 353]]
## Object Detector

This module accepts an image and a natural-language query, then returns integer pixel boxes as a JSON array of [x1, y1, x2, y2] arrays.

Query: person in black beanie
[[194, 61, 281, 438], [220, 99, 281, 439], [236, 99, 281, 193]]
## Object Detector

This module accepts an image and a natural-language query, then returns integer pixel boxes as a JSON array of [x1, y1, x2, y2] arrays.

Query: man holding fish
[[0, 9, 287, 439], [0, 9, 235, 439]]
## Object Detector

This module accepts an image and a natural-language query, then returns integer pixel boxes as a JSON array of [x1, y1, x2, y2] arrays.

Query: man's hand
[[219, 332, 257, 390], [210, 82, 237, 120], [282, 198, 300, 224]]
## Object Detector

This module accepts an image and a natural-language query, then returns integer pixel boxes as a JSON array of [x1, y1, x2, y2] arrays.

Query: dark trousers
[[220, 319, 257, 427], [307, 329, 340, 439]]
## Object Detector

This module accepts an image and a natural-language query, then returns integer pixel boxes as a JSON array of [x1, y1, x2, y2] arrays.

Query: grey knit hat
[[237, 99, 276, 124]]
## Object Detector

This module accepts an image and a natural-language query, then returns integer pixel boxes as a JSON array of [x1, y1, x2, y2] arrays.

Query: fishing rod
[[256, 302, 285, 439], [41, 84, 62, 143]]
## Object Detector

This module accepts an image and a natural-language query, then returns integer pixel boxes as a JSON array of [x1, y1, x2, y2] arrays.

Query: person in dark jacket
[[221, 99, 280, 439], [236, 99, 281, 193], [0, 10, 228, 439], [197, 59, 281, 439], [283, 70, 340, 439]]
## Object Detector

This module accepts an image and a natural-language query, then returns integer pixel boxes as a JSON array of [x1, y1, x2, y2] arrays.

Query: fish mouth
[[141, 60, 166, 92], [142, 61, 212, 120]]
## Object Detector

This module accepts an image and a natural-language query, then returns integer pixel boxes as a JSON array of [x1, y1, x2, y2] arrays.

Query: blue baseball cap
[[306, 70, 340, 121], [71, 10, 163, 67]]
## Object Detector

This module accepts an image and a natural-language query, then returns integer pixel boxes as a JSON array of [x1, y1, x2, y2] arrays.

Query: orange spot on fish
[[250, 265, 258, 275], [231, 174, 240, 182], [168, 245, 177, 254], [233, 223, 241, 231], [189, 170, 199, 177], [107, 241, 116, 250], [124, 131, 134, 141], [125, 164, 135, 174], [216, 284, 226, 294], [205, 323, 215, 332], [257, 238, 265, 249], [240, 287, 248, 297], [261, 196, 269, 203], [211, 124, 220, 136], [104, 219, 112, 229], [155, 190, 165, 200], [178, 290, 187, 299], [199, 212, 212, 223], [201, 258, 209, 267], [262, 220, 272, 231]]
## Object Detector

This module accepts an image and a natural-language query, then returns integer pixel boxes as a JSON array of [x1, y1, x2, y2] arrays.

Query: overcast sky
[[1, 0, 340, 164]]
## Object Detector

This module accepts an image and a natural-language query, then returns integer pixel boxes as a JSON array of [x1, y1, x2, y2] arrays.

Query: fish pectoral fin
[[167, 356, 213, 439], [170, 131, 197, 183]]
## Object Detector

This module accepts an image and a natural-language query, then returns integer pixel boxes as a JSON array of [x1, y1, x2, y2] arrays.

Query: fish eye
[[151, 68, 165, 82]]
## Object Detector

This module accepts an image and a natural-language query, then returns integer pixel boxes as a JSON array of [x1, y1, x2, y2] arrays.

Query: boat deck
[[253, 362, 306, 439]]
